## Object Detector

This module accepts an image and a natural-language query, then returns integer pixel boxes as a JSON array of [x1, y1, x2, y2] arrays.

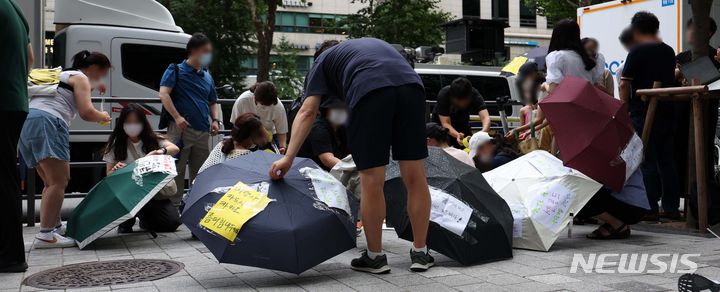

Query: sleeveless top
[[29, 70, 82, 126]]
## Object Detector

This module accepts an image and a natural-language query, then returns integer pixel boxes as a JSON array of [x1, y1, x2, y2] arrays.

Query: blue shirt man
[[160, 60, 218, 132], [159, 33, 219, 201]]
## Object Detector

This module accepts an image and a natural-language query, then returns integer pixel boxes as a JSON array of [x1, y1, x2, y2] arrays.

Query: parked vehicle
[[414, 63, 523, 130]]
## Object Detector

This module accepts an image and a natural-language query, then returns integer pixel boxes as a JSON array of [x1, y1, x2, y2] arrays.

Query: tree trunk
[[248, 0, 278, 82], [690, 0, 714, 60]]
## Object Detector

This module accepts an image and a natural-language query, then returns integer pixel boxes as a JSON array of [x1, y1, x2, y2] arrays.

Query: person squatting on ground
[[269, 38, 435, 274], [103, 104, 182, 234], [19, 51, 112, 248]]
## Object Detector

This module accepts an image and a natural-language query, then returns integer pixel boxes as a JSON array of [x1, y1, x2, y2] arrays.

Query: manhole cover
[[23, 259, 184, 289]]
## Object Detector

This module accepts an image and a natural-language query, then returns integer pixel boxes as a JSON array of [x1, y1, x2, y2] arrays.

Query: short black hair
[[619, 27, 635, 46], [315, 40, 340, 59], [448, 77, 473, 98], [631, 11, 660, 35], [186, 33, 211, 55], [687, 17, 718, 36]]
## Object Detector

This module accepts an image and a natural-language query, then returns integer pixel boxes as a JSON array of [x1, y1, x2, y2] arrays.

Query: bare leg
[[35, 167, 61, 227], [359, 166, 386, 253], [37, 159, 69, 229], [398, 160, 431, 249]]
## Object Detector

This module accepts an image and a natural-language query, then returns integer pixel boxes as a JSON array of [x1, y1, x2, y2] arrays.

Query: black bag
[[158, 64, 180, 129]]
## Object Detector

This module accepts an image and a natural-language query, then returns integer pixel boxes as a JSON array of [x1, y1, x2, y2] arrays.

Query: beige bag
[[128, 144, 177, 200]]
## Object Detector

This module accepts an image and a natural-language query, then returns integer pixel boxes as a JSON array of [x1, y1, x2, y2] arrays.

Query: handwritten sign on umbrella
[[200, 181, 273, 242]]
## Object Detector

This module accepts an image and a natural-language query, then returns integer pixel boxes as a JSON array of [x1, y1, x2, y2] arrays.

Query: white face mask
[[123, 123, 143, 138], [327, 109, 348, 125]]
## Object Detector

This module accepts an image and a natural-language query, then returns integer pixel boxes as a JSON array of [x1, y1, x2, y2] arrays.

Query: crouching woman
[[103, 104, 181, 233], [576, 169, 651, 239]]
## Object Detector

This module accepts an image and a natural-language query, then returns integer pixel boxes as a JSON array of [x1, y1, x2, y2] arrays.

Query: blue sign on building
[[662, 0, 675, 7]]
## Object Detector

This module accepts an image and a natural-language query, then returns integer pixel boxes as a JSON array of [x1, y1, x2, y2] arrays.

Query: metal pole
[[26, 167, 36, 227]]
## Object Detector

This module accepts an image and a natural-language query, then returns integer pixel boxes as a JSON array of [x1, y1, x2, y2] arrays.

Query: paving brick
[[526, 273, 581, 285], [606, 280, 671, 292]]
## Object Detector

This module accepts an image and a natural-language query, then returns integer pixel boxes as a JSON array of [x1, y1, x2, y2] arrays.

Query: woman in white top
[[19, 51, 112, 249], [425, 123, 474, 167], [198, 112, 268, 173], [508, 20, 603, 145], [230, 81, 288, 153], [103, 104, 181, 233]]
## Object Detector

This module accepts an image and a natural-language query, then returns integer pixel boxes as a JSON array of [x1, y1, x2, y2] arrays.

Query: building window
[[463, 0, 480, 17], [492, 0, 508, 22], [277, 12, 346, 34], [519, 1, 537, 28]]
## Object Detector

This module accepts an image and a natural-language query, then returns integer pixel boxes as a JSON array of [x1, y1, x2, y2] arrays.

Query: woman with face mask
[[198, 113, 268, 173], [297, 98, 350, 171], [102, 104, 180, 234], [230, 81, 288, 153], [19, 50, 113, 248]]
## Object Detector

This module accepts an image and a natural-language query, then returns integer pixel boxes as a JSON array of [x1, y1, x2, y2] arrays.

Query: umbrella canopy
[[384, 147, 513, 265], [483, 151, 602, 251], [501, 56, 528, 75], [182, 151, 356, 274], [540, 76, 641, 191], [66, 155, 177, 249], [525, 46, 548, 70]]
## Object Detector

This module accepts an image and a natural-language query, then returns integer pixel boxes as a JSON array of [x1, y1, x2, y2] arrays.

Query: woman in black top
[[297, 98, 349, 170]]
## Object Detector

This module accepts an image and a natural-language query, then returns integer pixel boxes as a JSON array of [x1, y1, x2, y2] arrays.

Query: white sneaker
[[34, 231, 76, 249]]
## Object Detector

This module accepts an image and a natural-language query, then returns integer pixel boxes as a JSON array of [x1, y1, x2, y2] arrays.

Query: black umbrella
[[524, 46, 548, 71], [384, 147, 513, 265], [182, 151, 357, 274]]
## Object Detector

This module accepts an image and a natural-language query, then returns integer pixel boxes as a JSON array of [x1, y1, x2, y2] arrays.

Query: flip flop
[[679, 274, 720, 292]]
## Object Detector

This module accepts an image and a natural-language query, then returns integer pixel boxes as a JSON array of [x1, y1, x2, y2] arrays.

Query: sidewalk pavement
[[2, 224, 718, 292]]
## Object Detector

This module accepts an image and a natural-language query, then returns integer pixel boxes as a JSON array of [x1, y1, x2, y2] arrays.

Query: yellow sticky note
[[200, 181, 273, 241]]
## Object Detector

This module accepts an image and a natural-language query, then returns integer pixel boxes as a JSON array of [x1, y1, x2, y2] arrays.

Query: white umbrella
[[483, 150, 602, 251]]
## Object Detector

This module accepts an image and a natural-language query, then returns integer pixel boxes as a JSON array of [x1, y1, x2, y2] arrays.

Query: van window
[[466, 76, 511, 116], [121, 44, 186, 90]]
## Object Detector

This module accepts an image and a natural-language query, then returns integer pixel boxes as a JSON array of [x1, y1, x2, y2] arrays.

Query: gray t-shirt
[[304, 38, 423, 109]]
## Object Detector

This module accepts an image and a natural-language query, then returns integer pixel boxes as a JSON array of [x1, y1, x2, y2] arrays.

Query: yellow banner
[[200, 181, 273, 241]]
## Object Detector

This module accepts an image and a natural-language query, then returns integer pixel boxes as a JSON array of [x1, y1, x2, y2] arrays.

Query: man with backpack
[[159, 33, 220, 204]]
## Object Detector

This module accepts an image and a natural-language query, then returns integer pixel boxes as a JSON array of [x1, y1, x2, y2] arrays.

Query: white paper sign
[[508, 203, 526, 238], [620, 134, 643, 180], [299, 167, 351, 215], [526, 182, 576, 233], [429, 187, 473, 236], [131, 155, 177, 186]]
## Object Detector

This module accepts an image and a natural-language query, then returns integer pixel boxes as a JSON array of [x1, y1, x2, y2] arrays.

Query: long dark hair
[[548, 20, 596, 71], [104, 104, 162, 162], [70, 50, 111, 70], [426, 123, 451, 145], [222, 113, 265, 154]]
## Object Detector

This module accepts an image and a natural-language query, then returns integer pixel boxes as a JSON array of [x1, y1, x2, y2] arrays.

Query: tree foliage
[[247, 0, 279, 82], [161, 0, 255, 89], [523, 0, 611, 22], [270, 38, 304, 100], [343, 0, 451, 48]]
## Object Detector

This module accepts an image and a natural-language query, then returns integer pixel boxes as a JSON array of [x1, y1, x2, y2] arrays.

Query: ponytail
[[71, 50, 111, 70], [222, 113, 265, 154]]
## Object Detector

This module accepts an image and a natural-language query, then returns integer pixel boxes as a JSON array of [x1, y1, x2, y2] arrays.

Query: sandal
[[679, 273, 720, 292], [586, 223, 630, 240]]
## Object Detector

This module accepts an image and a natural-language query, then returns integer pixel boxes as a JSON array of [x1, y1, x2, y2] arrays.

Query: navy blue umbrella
[[181, 151, 356, 274]]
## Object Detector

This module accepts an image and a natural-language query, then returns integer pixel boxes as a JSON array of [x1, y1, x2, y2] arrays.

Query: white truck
[[577, 0, 720, 97]]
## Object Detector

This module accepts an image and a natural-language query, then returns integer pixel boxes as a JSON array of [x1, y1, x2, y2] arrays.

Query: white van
[[414, 63, 522, 131]]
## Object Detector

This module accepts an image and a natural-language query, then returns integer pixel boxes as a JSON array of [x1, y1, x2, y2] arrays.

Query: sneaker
[[410, 250, 435, 272], [34, 231, 76, 249], [350, 251, 391, 274]]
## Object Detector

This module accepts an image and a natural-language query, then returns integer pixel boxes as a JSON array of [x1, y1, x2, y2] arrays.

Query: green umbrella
[[66, 155, 177, 249]]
